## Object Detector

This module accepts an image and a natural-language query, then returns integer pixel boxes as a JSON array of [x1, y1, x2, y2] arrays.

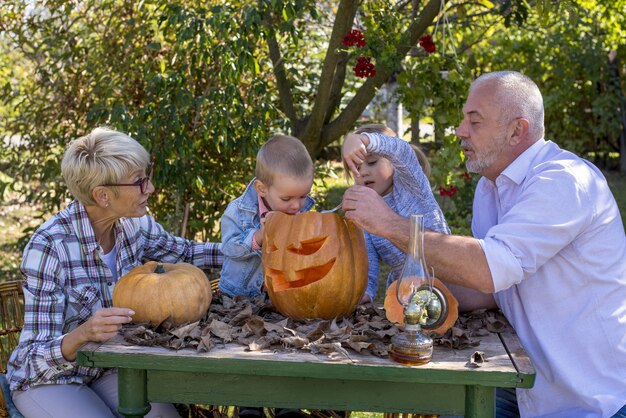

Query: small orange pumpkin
[[112, 261, 212, 326], [262, 211, 368, 320], [384, 277, 458, 336]]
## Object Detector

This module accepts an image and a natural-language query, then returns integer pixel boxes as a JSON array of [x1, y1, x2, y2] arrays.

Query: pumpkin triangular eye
[[287, 236, 327, 255], [266, 243, 279, 253]]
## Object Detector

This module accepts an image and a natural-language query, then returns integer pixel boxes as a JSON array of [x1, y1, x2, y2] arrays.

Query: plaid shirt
[[7, 200, 223, 392]]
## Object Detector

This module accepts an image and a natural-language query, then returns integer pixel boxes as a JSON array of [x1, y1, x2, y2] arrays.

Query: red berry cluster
[[353, 57, 376, 78], [342, 29, 366, 48], [439, 185, 457, 197], [460, 172, 472, 182], [419, 34, 436, 54]]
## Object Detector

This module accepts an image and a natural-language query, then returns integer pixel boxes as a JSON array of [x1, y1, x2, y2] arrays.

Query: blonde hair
[[255, 135, 313, 186], [62, 127, 150, 205], [343, 124, 431, 180]]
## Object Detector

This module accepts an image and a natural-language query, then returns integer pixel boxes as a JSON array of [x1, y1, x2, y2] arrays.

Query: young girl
[[342, 124, 450, 303]]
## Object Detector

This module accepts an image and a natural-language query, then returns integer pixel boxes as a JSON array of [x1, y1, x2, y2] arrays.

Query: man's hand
[[342, 133, 369, 178], [342, 185, 396, 235], [342, 185, 410, 251]]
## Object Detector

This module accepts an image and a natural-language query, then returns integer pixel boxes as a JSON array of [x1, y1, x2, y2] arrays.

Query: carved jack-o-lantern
[[262, 211, 368, 320]]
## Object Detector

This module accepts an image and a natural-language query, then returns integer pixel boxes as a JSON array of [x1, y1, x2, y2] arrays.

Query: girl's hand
[[342, 134, 370, 178], [358, 294, 373, 305]]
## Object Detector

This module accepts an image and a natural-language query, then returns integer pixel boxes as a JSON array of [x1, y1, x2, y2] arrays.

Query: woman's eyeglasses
[[103, 161, 154, 194]]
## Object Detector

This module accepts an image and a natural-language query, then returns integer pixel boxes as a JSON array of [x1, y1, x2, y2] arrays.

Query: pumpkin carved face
[[262, 211, 368, 319], [112, 261, 212, 326]]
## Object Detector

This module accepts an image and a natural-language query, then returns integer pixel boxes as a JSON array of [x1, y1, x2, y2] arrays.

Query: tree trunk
[[278, 0, 447, 158], [385, 81, 403, 136], [608, 50, 626, 173], [411, 114, 421, 146]]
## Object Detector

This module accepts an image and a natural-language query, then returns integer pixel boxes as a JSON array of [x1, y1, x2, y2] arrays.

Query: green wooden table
[[77, 331, 534, 418]]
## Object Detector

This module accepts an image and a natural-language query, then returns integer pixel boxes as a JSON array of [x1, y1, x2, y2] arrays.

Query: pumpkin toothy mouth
[[266, 257, 336, 291]]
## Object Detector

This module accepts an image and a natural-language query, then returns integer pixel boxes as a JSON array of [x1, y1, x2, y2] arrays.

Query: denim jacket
[[219, 179, 315, 297]]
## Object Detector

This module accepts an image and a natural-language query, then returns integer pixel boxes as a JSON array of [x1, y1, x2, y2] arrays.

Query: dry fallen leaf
[[466, 350, 486, 368], [120, 293, 513, 358]]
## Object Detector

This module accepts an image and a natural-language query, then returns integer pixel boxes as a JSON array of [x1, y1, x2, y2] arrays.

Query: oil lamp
[[389, 214, 434, 365]]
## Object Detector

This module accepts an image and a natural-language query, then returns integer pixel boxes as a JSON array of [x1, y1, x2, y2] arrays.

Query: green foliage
[[470, 0, 626, 162], [1, 0, 625, 243], [0, 0, 278, 240], [396, 43, 474, 233], [394, 0, 626, 232]]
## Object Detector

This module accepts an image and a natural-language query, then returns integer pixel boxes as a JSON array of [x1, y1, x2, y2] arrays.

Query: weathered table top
[[77, 330, 534, 418]]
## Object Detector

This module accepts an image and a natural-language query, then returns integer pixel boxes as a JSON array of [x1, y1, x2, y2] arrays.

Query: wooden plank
[[498, 331, 535, 388], [80, 333, 523, 387], [465, 385, 495, 418], [93, 334, 512, 369], [146, 370, 467, 415]]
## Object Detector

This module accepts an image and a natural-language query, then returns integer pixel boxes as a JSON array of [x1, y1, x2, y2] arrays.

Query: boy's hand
[[253, 214, 268, 248], [342, 133, 370, 178], [254, 222, 265, 247]]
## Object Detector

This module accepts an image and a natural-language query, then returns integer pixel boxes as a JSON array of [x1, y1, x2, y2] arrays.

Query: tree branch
[[321, 0, 445, 151], [301, 0, 360, 143], [326, 51, 351, 124], [266, 33, 299, 123]]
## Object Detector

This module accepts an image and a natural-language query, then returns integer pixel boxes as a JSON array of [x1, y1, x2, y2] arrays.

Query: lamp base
[[389, 330, 433, 365]]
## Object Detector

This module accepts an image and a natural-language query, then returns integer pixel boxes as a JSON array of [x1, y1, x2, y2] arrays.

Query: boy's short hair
[[255, 135, 313, 186], [62, 127, 150, 205], [344, 124, 431, 180]]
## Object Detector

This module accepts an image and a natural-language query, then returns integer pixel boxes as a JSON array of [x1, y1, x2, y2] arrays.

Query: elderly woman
[[6, 127, 223, 417]]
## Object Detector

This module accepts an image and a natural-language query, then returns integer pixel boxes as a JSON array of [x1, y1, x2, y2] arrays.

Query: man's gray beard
[[463, 136, 508, 174], [465, 159, 484, 173]]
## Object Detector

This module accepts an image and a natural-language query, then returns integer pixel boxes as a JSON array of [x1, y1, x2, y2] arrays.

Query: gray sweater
[[362, 132, 450, 299]]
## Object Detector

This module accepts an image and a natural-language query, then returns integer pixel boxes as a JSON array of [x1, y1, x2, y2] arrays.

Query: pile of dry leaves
[[121, 293, 512, 358]]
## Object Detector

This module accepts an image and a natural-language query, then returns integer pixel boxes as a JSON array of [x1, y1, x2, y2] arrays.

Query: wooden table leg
[[118, 368, 151, 418], [465, 385, 495, 418]]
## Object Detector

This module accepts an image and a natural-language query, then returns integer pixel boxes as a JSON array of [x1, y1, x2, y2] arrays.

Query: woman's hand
[[61, 307, 134, 361], [80, 307, 134, 342], [342, 133, 370, 178]]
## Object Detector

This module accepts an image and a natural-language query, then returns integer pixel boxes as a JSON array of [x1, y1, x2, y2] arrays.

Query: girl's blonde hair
[[255, 135, 313, 186], [343, 124, 431, 181], [62, 127, 150, 205]]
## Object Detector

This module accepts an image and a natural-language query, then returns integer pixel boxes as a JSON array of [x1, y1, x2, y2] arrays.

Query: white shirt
[[100, 242, 119, 282], [472, 139, 626, 417]]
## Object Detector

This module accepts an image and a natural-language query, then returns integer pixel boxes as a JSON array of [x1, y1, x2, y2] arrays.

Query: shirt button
[[107, 282, 112, 286]]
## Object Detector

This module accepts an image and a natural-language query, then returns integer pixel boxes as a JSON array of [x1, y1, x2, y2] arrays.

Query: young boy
[[219, 134, 315, 298], [218, 135, 315, 418]]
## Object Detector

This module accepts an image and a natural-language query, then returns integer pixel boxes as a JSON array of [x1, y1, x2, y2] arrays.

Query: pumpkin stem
[[155, 263, 166, 274]]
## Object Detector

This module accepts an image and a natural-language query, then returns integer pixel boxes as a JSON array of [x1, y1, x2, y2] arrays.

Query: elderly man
[[342, 71, 626, 417]]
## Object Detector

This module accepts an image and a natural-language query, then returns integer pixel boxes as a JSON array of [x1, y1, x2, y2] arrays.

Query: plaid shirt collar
[[69, 200, 125, 254]]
